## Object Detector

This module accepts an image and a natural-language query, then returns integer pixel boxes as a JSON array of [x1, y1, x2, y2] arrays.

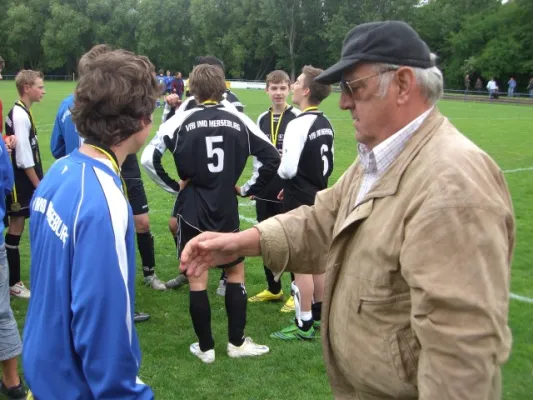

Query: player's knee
[[134, 214, 150, 233], [224, 262, 245, 283]]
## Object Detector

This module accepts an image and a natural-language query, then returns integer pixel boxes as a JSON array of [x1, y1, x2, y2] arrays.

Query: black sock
[[5, 234, 21, 286], [136, 232, 155, 277], [264, 266, 281, 294], [225, 282, 246, 347], [220, 270, 227, 283], [189, 290, 214, 352], [173, 234, 178, 248], [290, 273, 295, 283], [312, 301, 322, 322]]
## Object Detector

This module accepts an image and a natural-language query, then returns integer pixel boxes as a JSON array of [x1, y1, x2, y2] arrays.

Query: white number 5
[[206, 136, 224, 173], [320, 144, 329, 176]]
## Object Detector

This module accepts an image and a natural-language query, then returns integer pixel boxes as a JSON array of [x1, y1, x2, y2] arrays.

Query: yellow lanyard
[[87, 144, 128, 199], [303, 106, 319, 112], [270, 105, 287, 147], [202, 100, 218, 106]]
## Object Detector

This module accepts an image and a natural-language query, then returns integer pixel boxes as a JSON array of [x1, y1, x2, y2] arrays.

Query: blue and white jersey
[[23, 150, 153, 399], [50, 94, 84, 158]]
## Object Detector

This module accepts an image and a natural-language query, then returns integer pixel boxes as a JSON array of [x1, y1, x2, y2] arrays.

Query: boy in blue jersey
[[51, 45, 164, 323], [22, 49, 159, 399]]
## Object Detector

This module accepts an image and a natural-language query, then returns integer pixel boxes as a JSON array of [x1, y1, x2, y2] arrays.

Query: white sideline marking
[[510, 293, 533, 304], [239, 215, 257, 224], [503, 167, 533, 173]]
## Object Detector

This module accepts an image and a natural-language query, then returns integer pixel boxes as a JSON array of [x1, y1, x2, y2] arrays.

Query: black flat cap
[[316, 21, 433, 84]]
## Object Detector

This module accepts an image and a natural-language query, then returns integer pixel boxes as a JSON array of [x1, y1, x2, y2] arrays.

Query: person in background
[[4, 70, 45, 300], [172, 71, 185, 100], [507, 77, 516, 97]]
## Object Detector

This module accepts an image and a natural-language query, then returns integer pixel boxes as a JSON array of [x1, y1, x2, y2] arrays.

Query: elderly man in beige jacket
[[178, 21, 515, 400]]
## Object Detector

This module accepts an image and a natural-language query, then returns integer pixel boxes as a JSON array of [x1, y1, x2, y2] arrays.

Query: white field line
[[510, 293, 533, 304], [503, 167, 533, 173]]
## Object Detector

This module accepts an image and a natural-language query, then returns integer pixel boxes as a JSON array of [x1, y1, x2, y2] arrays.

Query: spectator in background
[[527, 77, 533, 98], [172, 71, 185, 99], [475, 77, 483, 92], [464, 74, 470, 94], [164, 70, 174, 95], [156, 69, 166, 107], [0, 56, 4, 80], [487, 77, 498, 98], [507, 77, 516, 97]]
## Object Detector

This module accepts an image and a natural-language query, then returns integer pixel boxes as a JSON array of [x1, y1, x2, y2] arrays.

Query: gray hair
[[373, 53, 443, 105]]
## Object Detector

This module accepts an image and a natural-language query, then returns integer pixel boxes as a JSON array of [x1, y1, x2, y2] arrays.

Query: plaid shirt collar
[[358, 107, 434, 176]]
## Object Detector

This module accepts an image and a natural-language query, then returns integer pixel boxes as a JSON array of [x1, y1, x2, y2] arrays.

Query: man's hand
[[4, 136, 16, 153], [277, 189, 284, 200], [180, 228, 261, 277], [179, 179, 189, 191], [165, 93, 182, 107], [235, 184, 242, 196]]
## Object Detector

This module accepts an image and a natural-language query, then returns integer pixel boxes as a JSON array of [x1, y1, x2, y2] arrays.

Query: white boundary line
[[510, 293, 533, 304], [503, 167, 533, 173]]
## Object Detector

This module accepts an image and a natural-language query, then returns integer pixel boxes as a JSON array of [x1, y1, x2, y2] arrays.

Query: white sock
[[300, 311, 312, 322]]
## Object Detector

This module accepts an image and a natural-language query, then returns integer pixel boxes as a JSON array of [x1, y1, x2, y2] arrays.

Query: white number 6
[[320, 144, 329, 176]]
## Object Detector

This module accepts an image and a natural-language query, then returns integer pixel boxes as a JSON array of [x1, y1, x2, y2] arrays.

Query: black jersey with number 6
[[141, 103, 280, 232], [278, 110, 335, 210]]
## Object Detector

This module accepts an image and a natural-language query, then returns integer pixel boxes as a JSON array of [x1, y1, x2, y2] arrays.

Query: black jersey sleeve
[[219, 109, 280, 197], [140, 108, 197, 194]]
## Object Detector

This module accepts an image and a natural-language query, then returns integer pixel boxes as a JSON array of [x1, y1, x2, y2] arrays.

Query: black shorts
[[6, 177, 35, 219], [122, 154, 149, 215], [255, 199, 283, 222], [177, 218, 244, 269]]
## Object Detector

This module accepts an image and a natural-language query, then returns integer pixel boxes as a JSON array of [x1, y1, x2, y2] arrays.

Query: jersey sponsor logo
[[61, 108, 71, 123], [309, 128, 333, 140], [185, 119, 241, 132], [33, 197, 69, 246]]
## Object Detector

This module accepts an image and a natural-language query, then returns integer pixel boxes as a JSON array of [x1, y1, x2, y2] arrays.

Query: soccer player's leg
[[182, 223, 215, 363], [248, 200, 284, 303], [125, 173, 166, 291], [5, 189, 31, 300], [312, 273, 325, 331], [165, 206, 190, 290], [270, 274, 317, 340], [224, 261, 269, 358]]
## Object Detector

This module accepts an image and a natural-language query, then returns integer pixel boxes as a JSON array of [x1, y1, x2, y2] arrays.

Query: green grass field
[[1, 81, 532, 399]]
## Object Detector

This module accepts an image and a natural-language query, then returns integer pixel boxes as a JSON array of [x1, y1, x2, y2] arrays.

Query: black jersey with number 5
[[278, 110, 335, 210], [141, 103, 280, 232]]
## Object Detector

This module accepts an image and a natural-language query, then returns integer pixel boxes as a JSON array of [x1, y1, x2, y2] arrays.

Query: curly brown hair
[[77, 44, 113, 78], [71, 50, 159, 147]]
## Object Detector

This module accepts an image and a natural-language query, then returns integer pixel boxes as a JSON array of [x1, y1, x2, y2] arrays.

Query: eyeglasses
[[339, 69, 397, 96]]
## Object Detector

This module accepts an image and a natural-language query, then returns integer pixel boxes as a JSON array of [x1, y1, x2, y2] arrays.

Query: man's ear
[[395, 67, 416, 105]]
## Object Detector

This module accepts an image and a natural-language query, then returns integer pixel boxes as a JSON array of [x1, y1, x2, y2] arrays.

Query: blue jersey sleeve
[[0, 139, 14, 197], [50, 105, 66, 159], [70, 201, 153, 399]]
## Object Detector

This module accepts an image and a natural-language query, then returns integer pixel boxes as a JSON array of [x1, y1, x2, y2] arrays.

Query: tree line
[[0, 0, 531, 91]]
